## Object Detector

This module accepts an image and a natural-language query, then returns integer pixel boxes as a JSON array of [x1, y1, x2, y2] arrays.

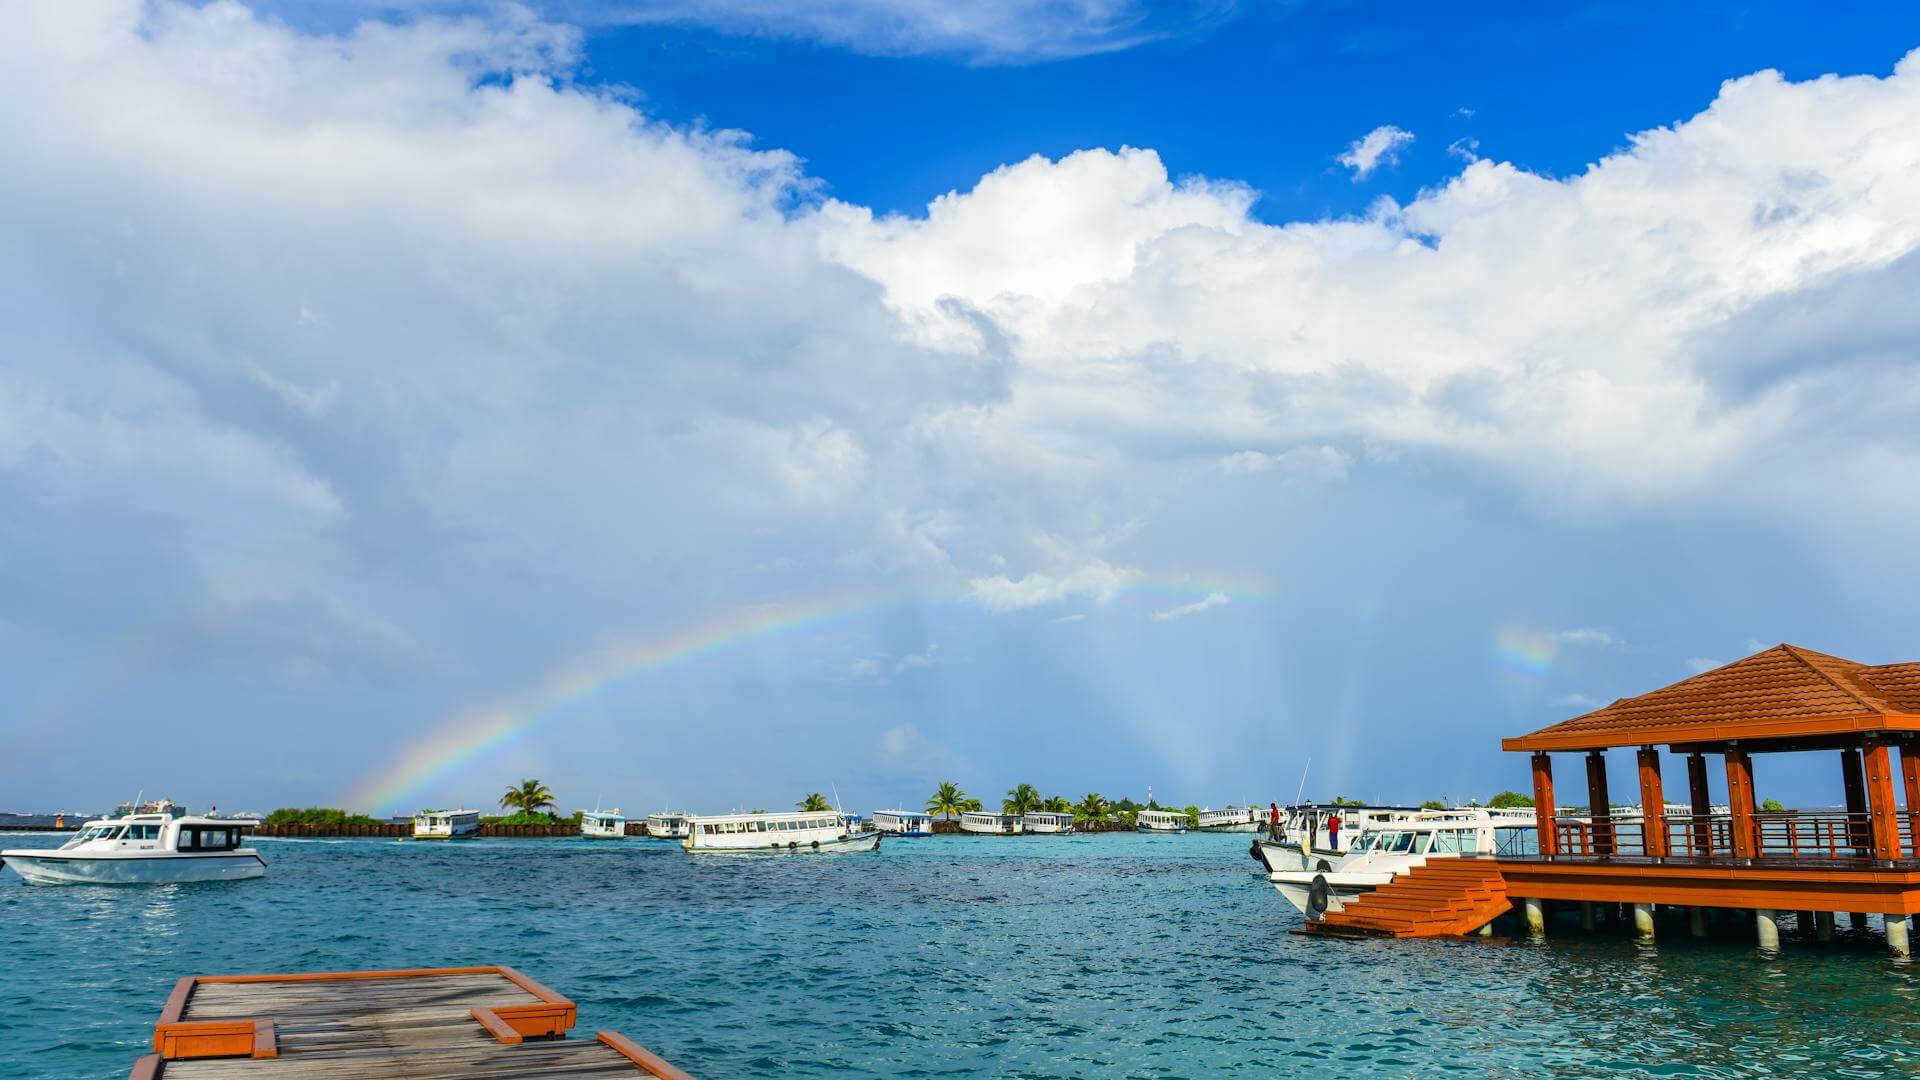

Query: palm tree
[[798, 792, 832, 812], [1042, 795, 1071, 814], [959, 796, 984, 813], [1002, 783, 1042, 815], [1182, 803, 1201, 829], [500, 779, 556, 818], [926, 781, 967, 821], [1073, 793, 1108, 825]]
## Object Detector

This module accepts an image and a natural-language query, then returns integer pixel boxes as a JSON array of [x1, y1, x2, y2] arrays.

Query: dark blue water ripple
[[3, 832, 1920, 1078]]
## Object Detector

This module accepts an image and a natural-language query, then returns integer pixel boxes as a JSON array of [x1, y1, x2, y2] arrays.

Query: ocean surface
[[4, 831, 1920, 1078]]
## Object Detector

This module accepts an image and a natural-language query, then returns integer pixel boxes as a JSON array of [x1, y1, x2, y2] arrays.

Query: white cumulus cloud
[[1337, 124, 1415, 179], [1151, 590, 1230, 622]]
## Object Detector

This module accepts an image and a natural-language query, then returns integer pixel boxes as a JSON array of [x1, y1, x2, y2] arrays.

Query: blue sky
[[4, 1, 1920, 817]]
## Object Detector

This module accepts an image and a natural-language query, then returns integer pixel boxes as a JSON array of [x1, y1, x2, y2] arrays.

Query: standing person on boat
[[1268, 802, 1281, 839], [1326, 811, 1342, 850]]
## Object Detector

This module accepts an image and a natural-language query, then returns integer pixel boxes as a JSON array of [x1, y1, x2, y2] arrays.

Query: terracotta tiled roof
[[1503, 644, 1920, 751]]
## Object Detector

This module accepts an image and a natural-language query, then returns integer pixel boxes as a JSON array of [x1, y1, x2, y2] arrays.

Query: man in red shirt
[[1327, 811, 1342, 849]]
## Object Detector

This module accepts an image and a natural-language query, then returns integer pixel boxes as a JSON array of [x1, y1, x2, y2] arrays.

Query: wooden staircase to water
[[1307, 858, 1511, 938]]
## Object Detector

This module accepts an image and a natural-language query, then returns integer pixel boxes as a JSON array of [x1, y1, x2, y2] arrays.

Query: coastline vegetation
[[798, 793, 833, 812], [262, 807, 382, 827]]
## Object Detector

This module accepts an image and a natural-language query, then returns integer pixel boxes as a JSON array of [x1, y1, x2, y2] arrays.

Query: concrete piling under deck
[[1631, 903, 1655, 939], [1815, 911, 1835, 942], [1521, 896, 1545, 936], [1689, 907, 1708, 938], [1888, 914, 1911, 958], [1755, 909, 1781, 951]]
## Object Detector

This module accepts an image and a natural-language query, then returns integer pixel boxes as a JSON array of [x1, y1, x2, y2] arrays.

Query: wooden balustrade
[[1545, 811, 1914, 863]]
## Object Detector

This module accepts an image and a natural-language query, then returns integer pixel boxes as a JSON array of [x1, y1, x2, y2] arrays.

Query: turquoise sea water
[[4, 831, 1920, 1078]]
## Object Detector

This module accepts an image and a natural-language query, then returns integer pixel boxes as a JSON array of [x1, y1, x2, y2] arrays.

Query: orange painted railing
[[1549, 812, 1915, 862]]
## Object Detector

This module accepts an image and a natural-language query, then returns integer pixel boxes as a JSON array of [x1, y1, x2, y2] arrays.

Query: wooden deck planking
[[143, 967, 680, 1079]]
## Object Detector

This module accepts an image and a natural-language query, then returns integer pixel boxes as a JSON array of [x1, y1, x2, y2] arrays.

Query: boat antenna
[[1293, 759, 1311, 807], [831, 782, 844, 815]]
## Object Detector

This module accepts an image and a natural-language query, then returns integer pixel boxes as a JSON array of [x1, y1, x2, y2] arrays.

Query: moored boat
[[1196, 806, 1260, 832], [412, 809, 480, 839], [1269, 809, 1537, 917], [1251, 804, 1420, 873], [684, 810, 882, 853], [871, 809, 935, 836], [0, 800, 264, 885], [580, 808, 627, 839], [1021, 811, 1075, 834], [645, 812, 691, 840], [959, 811, 1021, 834], [1135, 809, 1189, 833]]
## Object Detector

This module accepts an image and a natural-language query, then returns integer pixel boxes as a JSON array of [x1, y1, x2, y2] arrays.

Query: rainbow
[[1493, 626, 1557, 681], [344, 576, 1260, 814]]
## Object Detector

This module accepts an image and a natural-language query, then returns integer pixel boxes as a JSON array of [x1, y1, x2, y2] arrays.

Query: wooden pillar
[[1531, 752, 1557, 857], [1864, 736, 1900, 861], [1587, 751, 1614, 855], [1901, 742, 1920, 859], [1686, 752, 1712, 854], [1637, 746, 1668, 857], [1726, 749, 1757, 859], [1842, 746, 1870, 856]]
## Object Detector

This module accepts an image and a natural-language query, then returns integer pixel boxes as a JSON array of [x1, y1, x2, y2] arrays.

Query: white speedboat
[[871, 809, 935, 836], [1135, 809, 1189, 833], [0, 801, 264, 885], [1251, 804, 1419, 874], [684, 811, 881, 853], [1196, 807, 1260, 833], [580, 809, 627, 839], [412, 809, 480, 839], [645, 812, 691, 840], [1021, 811, 1075, 834], [1269, 809, 1538, 917], [959, 811, 1021, 835]]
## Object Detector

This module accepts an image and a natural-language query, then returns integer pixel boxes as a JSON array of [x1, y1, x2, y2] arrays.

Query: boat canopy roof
[[875, 808, 932, 818], [689, 810, 840, 824]]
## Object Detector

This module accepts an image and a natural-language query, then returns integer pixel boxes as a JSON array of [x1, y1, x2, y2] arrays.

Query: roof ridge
[[1777, 643, 1891, 713]]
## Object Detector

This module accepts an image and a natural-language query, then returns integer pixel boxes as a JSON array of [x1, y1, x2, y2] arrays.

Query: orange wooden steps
[[1306, 858, 1511, 938]]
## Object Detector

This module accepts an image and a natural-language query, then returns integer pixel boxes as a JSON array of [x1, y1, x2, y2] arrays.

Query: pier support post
[[1755, 909, 1780, 952], [1580, 902, 1596, 932], [1850, 912, 1870, 932], [1887, 915, 1911, 958], [1478, 920, 1494, 938], [1797, 911, 1815, 936], [1521, 896, 1546, 937], [1632, 903, 1655, 939], [1815, 911, 1835, 942], [1689, 907, 1708, 938]]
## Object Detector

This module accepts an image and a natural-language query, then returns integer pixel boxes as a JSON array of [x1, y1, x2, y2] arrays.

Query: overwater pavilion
[[1311, 644, 1920, 950]]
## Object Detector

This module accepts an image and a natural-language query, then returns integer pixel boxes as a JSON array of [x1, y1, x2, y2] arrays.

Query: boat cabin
[[1135, 809, 1189, 832], [645, 813, 690, 839], [686, 811, 849, 851], [412, 809, 481, 840], [1021, 811, 1075, 834], [871, 809, 934, 835], [960, 811, 1021, 834], [580, 810, 626, 839]]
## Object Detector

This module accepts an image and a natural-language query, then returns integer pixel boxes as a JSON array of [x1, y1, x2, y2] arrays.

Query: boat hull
[[688, 831, 883, 854], [1, 851, 266, 885], [1250, 839, 1342, 874], [1269, 871, 1392, 915], [1199, 822, 1259, 833]]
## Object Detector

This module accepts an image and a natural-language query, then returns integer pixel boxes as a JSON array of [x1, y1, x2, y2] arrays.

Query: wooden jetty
[[1311, 644, 1920, 954], [128, 965, 691, 1079]]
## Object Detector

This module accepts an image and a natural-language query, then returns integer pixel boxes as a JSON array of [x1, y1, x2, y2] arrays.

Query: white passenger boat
[[1269, 809, 1538, 917], [959, 811, 1022, 835], [645, 812, 691, 840], [412, 809, 480, 840], [579, 809, 627, 839], [0, 801, 264, 885], [1250, 804, 1419, 874], [1135, 809, 1189, 833], [684, 811, 881, 853], [871, 809, 935, 837], [1196, 807, 1260, 833], [1021, 811, 1075, 834]]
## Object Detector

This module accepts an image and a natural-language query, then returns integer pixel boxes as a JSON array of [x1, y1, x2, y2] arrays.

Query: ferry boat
[[411, 809, 480, 840], [1196, 806, 1260, 833], [684, 811, 881, 853], [579, 809, 626, 839], [871, 809, 935, 836], [645, 812, 691, 840], [0, 801, 264, 885], [1135, 809, 1189, 832], [1251, 804, 1420, 874], [959, 811, 1021, 834], [1269, 809, 1537, 917], [1021, 811, 1075, 834]]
